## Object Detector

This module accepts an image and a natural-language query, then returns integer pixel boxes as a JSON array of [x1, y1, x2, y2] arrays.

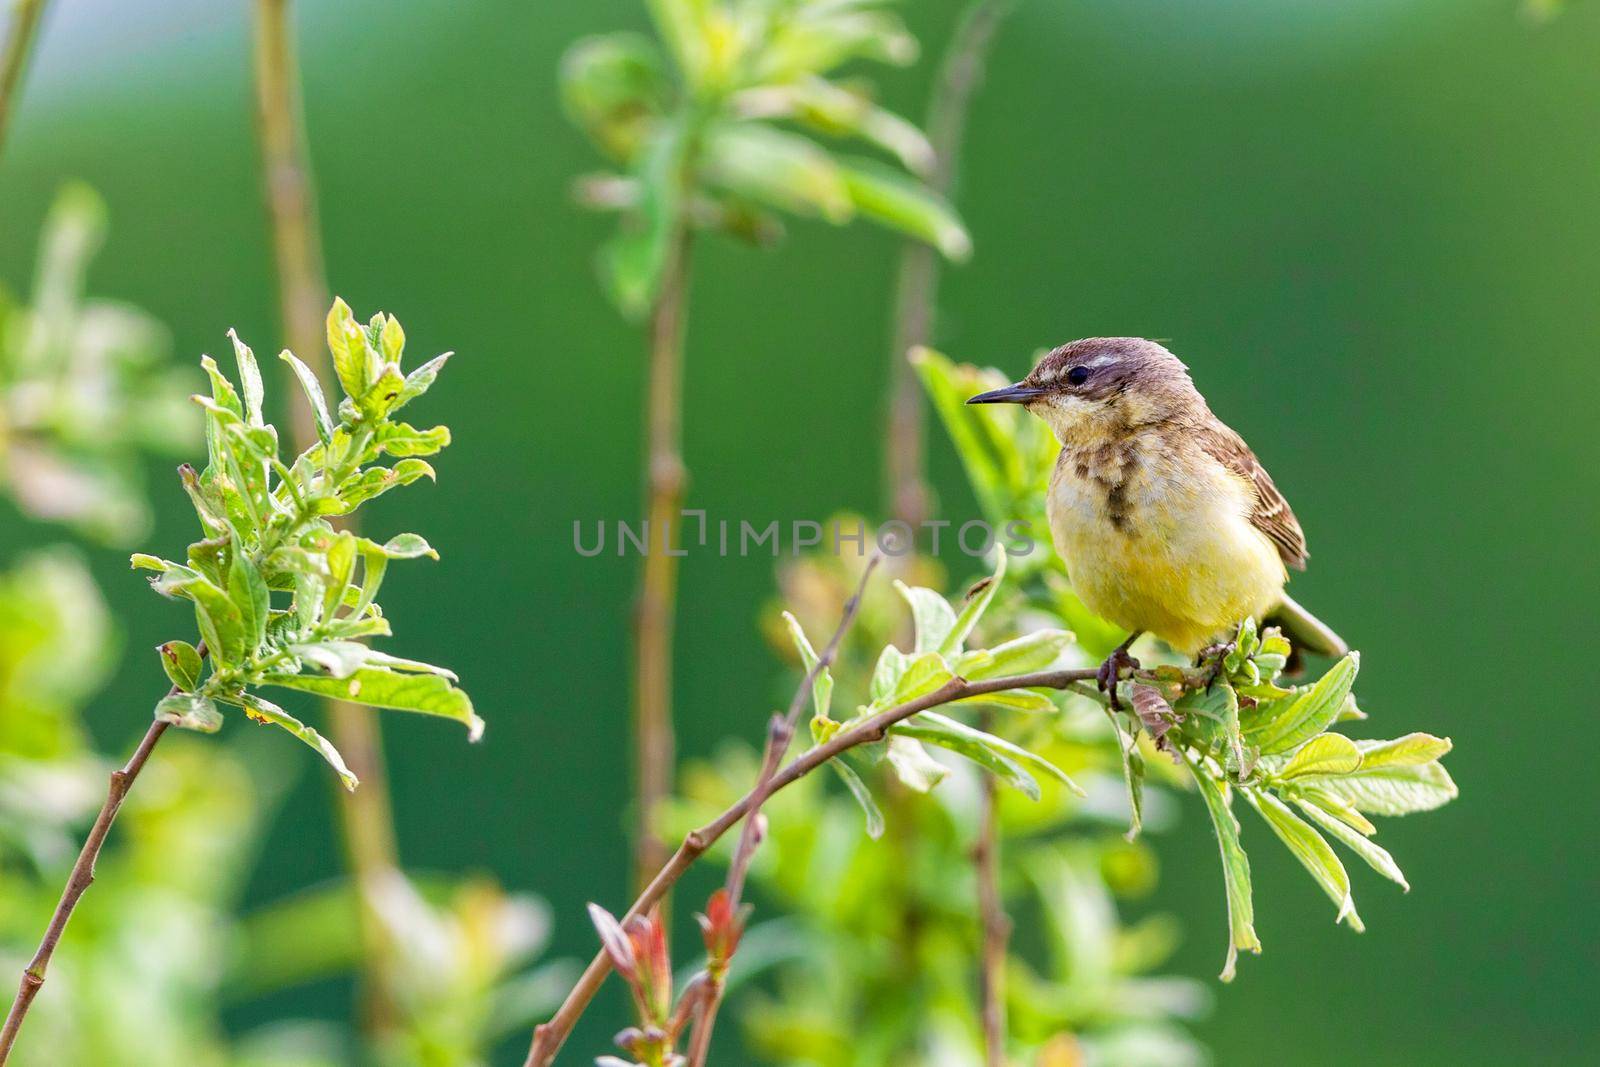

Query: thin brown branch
[[0, 641, 209, 1064], [525, 663, 1102, 1067], [885, 0, 1014, 527], [685, 550, 884, 1066], [974, 717, 1010, 1067], [0, 0, 50, 164], [632, 221, 693, 890], [251, 0, 402, 1031]]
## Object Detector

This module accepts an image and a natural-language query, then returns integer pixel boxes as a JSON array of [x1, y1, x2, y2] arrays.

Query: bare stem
[[0, 641, 211, 1064], [524, 663, 1104, 1067], [685, 551, 884, 1066], [251, 0, 402, 1031], [0, 0, 49, 163], [975, 715, 1010, 1067], [632, 221, 693, 891], [885, 0, 1014, 527]]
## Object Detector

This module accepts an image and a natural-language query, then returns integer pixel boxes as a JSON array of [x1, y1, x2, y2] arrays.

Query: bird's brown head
[[966, 337, 1201, 443]]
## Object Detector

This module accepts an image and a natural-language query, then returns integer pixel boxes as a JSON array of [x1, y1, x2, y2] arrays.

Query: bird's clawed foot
[[1097, 640, 1142, 711], [1195, 641, 1235, 684]]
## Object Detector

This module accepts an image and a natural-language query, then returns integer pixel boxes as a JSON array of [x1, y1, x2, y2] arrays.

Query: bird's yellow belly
[[1047, 460, 1285, 654]]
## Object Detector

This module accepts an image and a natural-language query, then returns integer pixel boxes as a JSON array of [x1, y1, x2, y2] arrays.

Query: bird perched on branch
[[968, 337, 1346, 705]]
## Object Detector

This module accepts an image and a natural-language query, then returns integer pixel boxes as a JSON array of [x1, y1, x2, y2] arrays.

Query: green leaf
[[228, 550, 270, 651], [905, 710, 1082, 796], [238, 692, 358, 791], [228, 329, 265, 426], [260, 667, 482, 741], [1189, 757, 1260, 980], [829, 760, 884, 839], [951, 687, 1057, 714], [1244, 654, 1359, 754], [278, 350, 334, 444], [374, 422, 451, 457], [868, 644, 909, 702], [320, 531, 358, 623], [1277, 732, 1363, 779], [157, 640, 204, 692], [350, 545, 389, 619], [393, 352, 453, 411], [885, 735, 947, 792], [1176, 681, 1245, 773], [355, 532, 439, 561], [893, 720, 1038, 800], [701, 123, 853, 223], [1293, 796, 1410, 892], [287, 640, 370, 679], [160, 568, 246, 668], [326, 298, 375, 401], [886, 651, 954, 705], [1103, 707, 1145, 841], [357, 362, 407, 421], [644, 0, 706, 84], [330, 459, 436, 513], [1354, 733, 1453, 769], [836, 157, 971, 260], [358, 650, 459, 681], [1246, 788, 1363, 931], [378, 314, 405, 362], [773, 77, 935, 175], [154, 692, 223, 734], [1293, 786, 1376, 836], [560, 31, 668, 162], [961, 629, 1072, 679], [198, 354, 244, 419], [940, 551, 1004, 656], [1292, 761, 1457, 817], [599, 122, 685, 318], [781, 611, 832, 721], [894, 581, 956, 654]]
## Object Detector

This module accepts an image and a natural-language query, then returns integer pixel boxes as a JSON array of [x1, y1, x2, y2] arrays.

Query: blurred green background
[[2, 0, 1597, 1063]]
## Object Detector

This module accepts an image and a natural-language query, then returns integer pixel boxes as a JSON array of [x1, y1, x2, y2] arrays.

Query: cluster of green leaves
[[131, 299, 479, 788], [1135, 621, 1456, 978], [0, 184, 195, 543], [788, 548, 1081, 837], [561, 0, 971, 315], [671, 545, 1206, 1064], [1, 193, 553, 1067], [916, 349, 1459, 981]]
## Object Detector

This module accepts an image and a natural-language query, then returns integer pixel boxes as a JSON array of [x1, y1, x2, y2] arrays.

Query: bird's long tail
[[1267, 592, 1349, 659]]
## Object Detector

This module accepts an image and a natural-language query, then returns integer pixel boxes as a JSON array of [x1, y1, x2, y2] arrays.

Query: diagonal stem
[[0, 642, 208, 1064], [251, 0, 403, 1031], [685, 550, 884, 1066], [0, 0, 49, 164], [525, 663, 1105, 1067]]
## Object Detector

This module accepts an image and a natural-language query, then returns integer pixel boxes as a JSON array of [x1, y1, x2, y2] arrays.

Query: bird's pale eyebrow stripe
[[1083, 355, 1117, 369]]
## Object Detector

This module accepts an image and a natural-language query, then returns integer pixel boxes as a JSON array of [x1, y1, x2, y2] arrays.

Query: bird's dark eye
[[1066, 365, 1090, 386]]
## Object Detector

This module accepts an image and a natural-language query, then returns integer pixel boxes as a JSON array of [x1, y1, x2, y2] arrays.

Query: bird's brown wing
[[1198, 421, 1309, 570]]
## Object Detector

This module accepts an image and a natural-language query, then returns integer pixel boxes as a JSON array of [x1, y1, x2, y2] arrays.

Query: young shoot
[[132, 298, 479, 783]]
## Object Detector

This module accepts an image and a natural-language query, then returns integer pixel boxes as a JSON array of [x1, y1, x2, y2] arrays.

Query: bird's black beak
[[966, 382, 1045, 405]]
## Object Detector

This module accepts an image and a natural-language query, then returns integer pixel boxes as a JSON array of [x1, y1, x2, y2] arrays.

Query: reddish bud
[[625, 909, 673, 1022], [695, 889, 750, 970]]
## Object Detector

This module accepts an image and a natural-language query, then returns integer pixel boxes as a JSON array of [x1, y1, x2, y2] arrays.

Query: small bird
[[968, 337, 1346, 703]]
